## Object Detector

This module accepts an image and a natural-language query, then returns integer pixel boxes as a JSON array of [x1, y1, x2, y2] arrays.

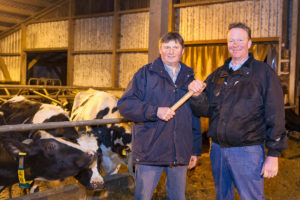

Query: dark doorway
[[26, 52, 67, 85]]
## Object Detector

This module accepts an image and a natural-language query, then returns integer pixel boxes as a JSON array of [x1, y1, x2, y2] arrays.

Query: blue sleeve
[[117, 67, 158, 122], [192, 113, 202, 156]]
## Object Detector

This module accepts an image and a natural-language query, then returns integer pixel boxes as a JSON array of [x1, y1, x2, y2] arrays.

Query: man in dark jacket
[[117, 32, 202, 200], [188, 23, 287, 200]]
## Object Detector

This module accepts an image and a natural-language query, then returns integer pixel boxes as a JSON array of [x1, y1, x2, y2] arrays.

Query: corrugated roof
[[0, 0, 62, 35]]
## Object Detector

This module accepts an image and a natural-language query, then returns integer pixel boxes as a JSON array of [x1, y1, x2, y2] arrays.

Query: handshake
[[188, 80, 207, 97]]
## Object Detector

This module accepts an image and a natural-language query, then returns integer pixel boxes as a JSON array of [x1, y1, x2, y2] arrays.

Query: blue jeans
[[134, 164, 187, 200], [210, 142, 265, 200]]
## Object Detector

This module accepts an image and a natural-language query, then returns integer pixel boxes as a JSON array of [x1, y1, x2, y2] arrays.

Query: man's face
[[159, 40, 184, 67], [227, 28, 252, 62]]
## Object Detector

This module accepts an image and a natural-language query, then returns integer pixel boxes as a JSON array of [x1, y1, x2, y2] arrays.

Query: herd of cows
[[0, 89, 133, 195]]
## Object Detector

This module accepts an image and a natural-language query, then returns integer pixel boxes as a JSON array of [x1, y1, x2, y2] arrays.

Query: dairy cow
[[0, 130, 96, 192], [0, 96, 104, 191], [0, 95, 78, 142], [71, 89, 133, 176]]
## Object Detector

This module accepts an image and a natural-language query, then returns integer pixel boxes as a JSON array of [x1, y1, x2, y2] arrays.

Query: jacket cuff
[[147, 105, 158, 121], [267, 149, 280, 157]]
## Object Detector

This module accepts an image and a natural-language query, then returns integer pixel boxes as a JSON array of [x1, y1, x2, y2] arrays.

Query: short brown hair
[[228, 23, 251, 39], [159, 32, 184, 48]]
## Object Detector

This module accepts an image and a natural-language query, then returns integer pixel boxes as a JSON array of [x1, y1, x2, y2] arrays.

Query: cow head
[[93, 123, 132, 175], [74, 132, 105, 190], [2, 131, 98, 183]]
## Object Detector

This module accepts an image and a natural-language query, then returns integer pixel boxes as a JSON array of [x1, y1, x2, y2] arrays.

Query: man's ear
[[248, 39, 252, 49]]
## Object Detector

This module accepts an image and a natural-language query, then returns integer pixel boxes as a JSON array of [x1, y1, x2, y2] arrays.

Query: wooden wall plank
[[199, 6, 205, 40], [252, 0, 260, 37], [246, 1, 254, 34], [206, 5, 212, 40], [261, 0, 270, 37]]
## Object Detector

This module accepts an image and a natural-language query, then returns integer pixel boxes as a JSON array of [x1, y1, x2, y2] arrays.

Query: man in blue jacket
[[117, 32, 202, 200], [188, 23, 287, 200]]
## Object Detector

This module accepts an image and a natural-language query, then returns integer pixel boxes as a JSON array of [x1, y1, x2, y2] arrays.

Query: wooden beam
[[289, 0, 299, 106], [148, 0, 169, 63], [72, 50, 113, 55], [174, 0, 242, 8], [116, 48, 148, 53], [20, 24, 27, 85], [0, 4, 34, 16], [112, 0, 120, 88], [72, 12, 114, 19], [25, 48, 68, 52], [168, 0, 174, 32], [10, 0, 51, 8], [0, 0, 67, 38], [0, 57, 12, 81], [0, 25, 9, 31], [118, 7, 149, 14], [0, 53, 20, 56], [27, 55, 40, 70], [67, 0, 74, 86], [0, 16, 23, 24], [281, 0, 290, 48]]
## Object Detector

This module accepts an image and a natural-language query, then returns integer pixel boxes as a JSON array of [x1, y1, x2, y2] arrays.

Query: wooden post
[[67, 0, 75, 86], [168, 0, 174, 32], [0, 56, 12, 81], [112, 0, 120, 88], [148, 0, 170, 63], [20, 24, 27, 85], [290, 0, 299, 111]]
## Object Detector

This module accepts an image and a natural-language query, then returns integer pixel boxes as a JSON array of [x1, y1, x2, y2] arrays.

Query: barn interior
[[0, 0, 300, 199]]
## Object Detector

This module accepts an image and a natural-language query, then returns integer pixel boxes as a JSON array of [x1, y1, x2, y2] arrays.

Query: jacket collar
[[220, 53, 254, 77]]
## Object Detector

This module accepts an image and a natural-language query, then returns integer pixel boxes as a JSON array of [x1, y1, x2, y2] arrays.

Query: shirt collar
[[163, 63, 181, 83], [229, 56, 249, 71]]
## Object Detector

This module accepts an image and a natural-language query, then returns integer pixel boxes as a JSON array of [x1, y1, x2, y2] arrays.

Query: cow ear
[[2, 139, 30, 159]]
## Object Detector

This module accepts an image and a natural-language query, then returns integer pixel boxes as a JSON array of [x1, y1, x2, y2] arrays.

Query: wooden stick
[[170, 90, 194, 111]]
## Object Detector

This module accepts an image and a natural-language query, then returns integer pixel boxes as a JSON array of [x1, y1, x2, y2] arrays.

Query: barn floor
[[1, 131, 300, 200]]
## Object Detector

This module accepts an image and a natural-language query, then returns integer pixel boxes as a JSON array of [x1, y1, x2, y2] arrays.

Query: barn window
[[26, 52, 67, 86]]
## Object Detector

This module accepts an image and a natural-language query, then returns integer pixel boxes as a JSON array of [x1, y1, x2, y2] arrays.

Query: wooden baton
[[170, 90, 194, 111]]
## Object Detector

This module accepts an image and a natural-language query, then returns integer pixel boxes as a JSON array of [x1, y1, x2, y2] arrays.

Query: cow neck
[[18, 152, 33, 189]]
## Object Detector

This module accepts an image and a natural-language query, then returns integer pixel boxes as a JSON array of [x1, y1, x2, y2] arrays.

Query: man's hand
[[260, 156, 278, 178], [188, 80, 206, 96], [157, 107, 175, 121], [188, 155, 198, 169]]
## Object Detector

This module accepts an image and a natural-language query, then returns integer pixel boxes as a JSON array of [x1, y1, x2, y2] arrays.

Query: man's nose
[[169, 48, 174, 54]]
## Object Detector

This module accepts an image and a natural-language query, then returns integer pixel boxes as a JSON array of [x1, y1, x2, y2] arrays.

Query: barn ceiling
[[0, 0, 62, 35]]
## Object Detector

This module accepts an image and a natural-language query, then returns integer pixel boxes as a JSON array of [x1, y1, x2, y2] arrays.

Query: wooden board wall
[[0, 30, 21, 82], [0, 31, 21, 53], [73, 54, 112, 87], [0, 56, 21, 81], [120, 12, 149, 49], [26, 21, 68, 49], [178, 0, 281, 40], [119, 52, 148, 88], [74, 16, 113, 51]]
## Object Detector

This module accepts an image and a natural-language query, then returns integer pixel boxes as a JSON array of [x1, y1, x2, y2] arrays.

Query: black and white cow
[[71, 89, 133, 176], [0, 130, 96, 192], [0, 96, 105, 191], [0, 95, 78, 142]]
